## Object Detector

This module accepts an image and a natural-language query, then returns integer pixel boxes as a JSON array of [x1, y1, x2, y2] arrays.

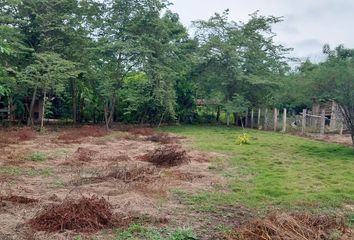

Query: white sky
[[169, 0, 354, 63]]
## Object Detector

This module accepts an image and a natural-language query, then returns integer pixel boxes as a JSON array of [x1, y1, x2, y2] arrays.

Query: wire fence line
[[242, 108, 345, 135]]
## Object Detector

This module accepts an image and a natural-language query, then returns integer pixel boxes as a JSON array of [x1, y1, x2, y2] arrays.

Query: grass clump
[[26, 152, 47, 162]]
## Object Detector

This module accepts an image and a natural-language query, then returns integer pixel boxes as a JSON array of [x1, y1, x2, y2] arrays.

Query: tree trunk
[[27, 85, 38, 126], [72, 79, 77, 124], [233, 112, 238, 125], [104, 94, 115, 130], [216, 106, 220, 123], [226, 112, 230, 126], [40, 88, 46, 132]]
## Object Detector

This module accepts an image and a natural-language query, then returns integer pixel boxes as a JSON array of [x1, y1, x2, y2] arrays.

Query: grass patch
[[163, 125, 354, 211], [115, 224, 197, 240], [0, 166, 52, 177], [26, 152, 48, 161]]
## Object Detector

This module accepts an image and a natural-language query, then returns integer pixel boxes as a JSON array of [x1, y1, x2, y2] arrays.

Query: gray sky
[[169, 0, 354, 63]]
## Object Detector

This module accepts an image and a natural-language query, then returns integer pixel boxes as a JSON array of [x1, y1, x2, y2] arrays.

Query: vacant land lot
[[0, 125, 353, 239]]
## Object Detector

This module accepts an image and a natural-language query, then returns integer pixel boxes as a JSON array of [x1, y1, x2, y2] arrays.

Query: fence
[[242, 108, 345, 135]]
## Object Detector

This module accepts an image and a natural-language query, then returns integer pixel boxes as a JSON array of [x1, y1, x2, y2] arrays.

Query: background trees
[[0, 0, 353, 146]]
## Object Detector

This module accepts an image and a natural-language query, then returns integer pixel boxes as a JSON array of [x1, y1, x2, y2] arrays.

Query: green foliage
[[235, 133, 251, 145], [25, 152, 47, 162]]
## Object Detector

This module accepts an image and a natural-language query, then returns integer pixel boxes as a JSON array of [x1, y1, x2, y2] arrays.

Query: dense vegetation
[[0, 0, 353, 144]]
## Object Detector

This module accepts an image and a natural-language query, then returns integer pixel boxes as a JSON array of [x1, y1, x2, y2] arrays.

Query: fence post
[[274, 108, 278, 132], [264, 108, 268, 130], [320, 109, 325, 135], [258, 108, 261, 129], [301, 109, 306, 134], [251, 109, 254, 129], [282, 108, 287, 133]]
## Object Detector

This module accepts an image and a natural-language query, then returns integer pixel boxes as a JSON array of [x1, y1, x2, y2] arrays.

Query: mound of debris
[[0, 195, 38, 204], [140, 145, 190, 167], [234, 212, 352, 240], [62, 147, 98, 166], [57, 125, 108, 143], [146, 133, 179, 144], [129, 128, 155, 136], [29, 196, 127, 233]]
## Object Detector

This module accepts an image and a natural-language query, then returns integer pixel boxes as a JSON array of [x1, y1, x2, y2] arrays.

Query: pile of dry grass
[[0, 128, 37, 146], [106, 164, 159, 183], [140, 145, 190, 167], [0, 195, 38, 204], [14, 128, 37, 141], [234, 212, 351, 240], [57, 126, 108, 143], [29, 196, 127, 233], [129, 128, 155, 136], [71, 164, 159, 186], [62, 147, 97, 166], [147, 133, 179, 144]]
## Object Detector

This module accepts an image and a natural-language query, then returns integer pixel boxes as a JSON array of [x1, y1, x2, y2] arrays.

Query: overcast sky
[[169, 0, 354, 63]]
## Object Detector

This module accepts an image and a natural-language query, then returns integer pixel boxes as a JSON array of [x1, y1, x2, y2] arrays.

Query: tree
[[193, 11, 290, 124], [21, 52, 78, 131]]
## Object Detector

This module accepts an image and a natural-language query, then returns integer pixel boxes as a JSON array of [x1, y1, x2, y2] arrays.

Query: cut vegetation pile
[[140, 145, 190, 167], [0, 195, 38, 204], [29, 196, 119, 233], [235, 212, 351, 240], [147, 132, 179, 144], [0, 128, 37, 146], [57, 126, 107, 143], [106, 164, 159, 183], [129, 128, 155, 136]]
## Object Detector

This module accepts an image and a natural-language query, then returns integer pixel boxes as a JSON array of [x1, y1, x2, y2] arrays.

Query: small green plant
[[168, 228, 198, 240], [26, 152, 47, 161], [235, 133, 250, 145]]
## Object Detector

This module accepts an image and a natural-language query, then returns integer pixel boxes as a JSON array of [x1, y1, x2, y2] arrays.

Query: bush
[[235, 133, 250, 145]]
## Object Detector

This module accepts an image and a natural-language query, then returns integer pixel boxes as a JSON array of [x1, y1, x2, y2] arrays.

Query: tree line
[[0, 0, 353, 145]]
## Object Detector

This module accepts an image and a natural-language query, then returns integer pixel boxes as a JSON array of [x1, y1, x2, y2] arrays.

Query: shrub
[[235, 133, 251, 145]]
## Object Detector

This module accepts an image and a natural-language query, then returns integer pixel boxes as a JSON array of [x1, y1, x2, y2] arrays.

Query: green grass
[[115, 224, 197, 240], [163, 125, 354, 211], [25, 151, 48, 161], [0, 166, 52, 177]]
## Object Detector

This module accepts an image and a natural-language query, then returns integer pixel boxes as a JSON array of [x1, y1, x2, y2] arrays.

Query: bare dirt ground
[[0, 126, 243, 240], [304, 133, 353, 147]]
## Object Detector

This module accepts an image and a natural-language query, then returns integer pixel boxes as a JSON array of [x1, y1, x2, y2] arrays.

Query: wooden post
[[257, 108, 261, 129], [274, 108, 278, 132], [282, 108, 287, 133], [301, 109, 306, 134], [251, 109, 254, 129], [264, 108, 268, 130], [340, 124, 344, 135], [320, 109, 325, 135]]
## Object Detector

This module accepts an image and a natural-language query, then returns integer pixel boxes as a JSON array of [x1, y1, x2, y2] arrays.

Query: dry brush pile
[[231, 212, 353, 240], [57, 126, 108, 144], [139, 145, 190, 167], [28, 195, 131, 233]]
